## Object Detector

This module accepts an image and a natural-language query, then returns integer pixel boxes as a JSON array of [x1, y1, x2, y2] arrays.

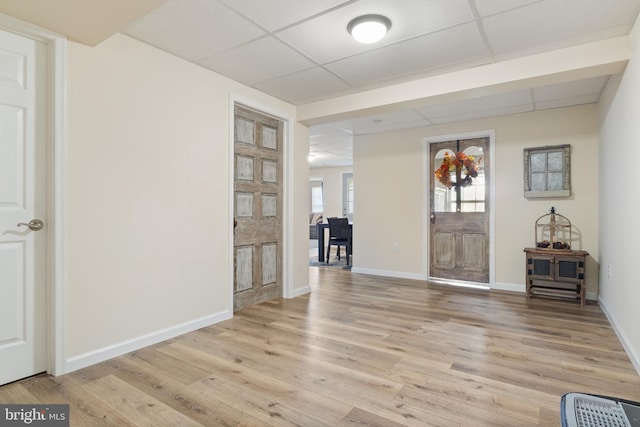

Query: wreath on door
[[434, 151, 479, 188]]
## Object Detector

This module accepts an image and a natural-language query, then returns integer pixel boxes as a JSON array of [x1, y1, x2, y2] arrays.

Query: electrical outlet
[[607, 264, 612, 279], [393, 243, 399, 252]]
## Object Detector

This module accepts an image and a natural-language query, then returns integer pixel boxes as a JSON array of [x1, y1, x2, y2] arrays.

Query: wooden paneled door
[[429, 137, 490, 284], [233, 105, 283, 311]]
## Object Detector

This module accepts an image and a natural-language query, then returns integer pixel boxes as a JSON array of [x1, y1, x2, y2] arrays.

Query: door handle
[[17, 219, 44, 231], [430, 213, 436, 224]]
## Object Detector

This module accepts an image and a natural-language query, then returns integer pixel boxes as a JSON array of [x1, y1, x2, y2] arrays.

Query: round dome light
[[347, 15, 391, 44]]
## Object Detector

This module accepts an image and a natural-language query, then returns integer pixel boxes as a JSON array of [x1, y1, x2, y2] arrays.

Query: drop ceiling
[[121, 0, 640, 167], [1, 0, 638, 168]]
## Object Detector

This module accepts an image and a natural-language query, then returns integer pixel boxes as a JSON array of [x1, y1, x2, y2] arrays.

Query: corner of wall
[[598, 297, 640, 375]]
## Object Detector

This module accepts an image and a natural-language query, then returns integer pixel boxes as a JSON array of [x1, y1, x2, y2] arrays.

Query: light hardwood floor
[[2, 267, 639, 426]]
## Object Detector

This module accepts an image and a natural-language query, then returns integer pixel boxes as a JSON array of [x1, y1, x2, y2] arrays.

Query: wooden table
[[317, 223, 352, 263]]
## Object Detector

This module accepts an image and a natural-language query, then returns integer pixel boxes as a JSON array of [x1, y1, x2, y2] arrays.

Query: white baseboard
[[64, 310, 232, 374], [291, 285, 311, 297], [598, 297, 640, 376], [350, 267, 427, 281], [492, 282, 525, 293]]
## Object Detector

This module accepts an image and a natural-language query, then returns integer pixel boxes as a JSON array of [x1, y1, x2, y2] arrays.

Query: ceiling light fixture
[[347, 14, 391, 44]]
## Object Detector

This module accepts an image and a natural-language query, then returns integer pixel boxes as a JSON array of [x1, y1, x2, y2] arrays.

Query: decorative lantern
[[535, 207, 572, 250]]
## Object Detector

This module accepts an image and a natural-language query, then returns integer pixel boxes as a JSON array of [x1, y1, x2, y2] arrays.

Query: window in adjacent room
[[310, 180, 323, 213], [342, 173, 354, 222]]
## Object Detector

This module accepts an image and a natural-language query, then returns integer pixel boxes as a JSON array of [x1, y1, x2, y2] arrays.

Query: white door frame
[[228, 94, 294, 313], [0, 14, 67, 376], [341, 172, 353, 221], [423, 129, 496, 287]]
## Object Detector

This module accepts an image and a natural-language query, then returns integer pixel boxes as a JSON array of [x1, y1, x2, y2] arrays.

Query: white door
[[342, 172, 353, 222], [0, 28, 47, 386]]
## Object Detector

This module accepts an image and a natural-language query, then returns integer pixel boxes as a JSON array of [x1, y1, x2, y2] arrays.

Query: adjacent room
[[1, 0, 640, 425]]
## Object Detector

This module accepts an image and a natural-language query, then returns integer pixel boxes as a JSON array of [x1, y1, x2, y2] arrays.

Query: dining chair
[[326, 217, 351, 265]]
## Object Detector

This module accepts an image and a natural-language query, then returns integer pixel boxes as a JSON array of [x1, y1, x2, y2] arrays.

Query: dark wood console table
[[524, 248, 589, 305]]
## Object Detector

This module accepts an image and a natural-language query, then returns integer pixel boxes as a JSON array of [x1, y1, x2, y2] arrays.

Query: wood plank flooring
[[2, 267, 640, 426]]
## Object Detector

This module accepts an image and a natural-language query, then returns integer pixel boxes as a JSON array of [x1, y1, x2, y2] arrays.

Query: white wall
[[309, 166, 352, 219], [353, 105, 600, 294], [292, 123, 311, 296], [66, 34, 306, 368], [598, 15, 640, 372]]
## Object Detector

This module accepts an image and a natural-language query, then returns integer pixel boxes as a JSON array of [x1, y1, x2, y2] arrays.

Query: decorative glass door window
[[433, 145, 485, 213]]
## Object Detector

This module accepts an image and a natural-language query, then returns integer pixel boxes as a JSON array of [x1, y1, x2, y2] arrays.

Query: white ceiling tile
[[310, 123, 353, 136], [327, 150, 353, 159], [483, 0, 640, 59], [327, 109, 426, 133], [309, 132, 353, 166], [310, 130, 352, 144], [219, 0, 352, 31], [535, 94, 600, 110], [533, 76, 609, 102], [310, 151, 353, 168], [277, 0, 474, 64], [417, 90, 533, 118], [198, 37, 315, 84], [119, 0, 640, 168], [313, 140, 349, 151], [125, 0, 266, 62], [252, 67, 351, 104], [309, 156, 353, 168], [326, 22, 489, 86], [428, 104, 533, 124], [354, 118, 433, 135], [472, 0, 540, 17]]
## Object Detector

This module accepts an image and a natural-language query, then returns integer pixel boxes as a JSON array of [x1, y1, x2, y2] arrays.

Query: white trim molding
[[351, 267, 427, 281], [291, 285, 311, 298], [65, 311, 232, 373]]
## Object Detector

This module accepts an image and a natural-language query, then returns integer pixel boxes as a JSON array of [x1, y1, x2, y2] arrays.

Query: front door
[[342, 172, 353, 221], [429, 138, 490, 283], [0, 29, 47, 385], [233, 105, 283, 311]]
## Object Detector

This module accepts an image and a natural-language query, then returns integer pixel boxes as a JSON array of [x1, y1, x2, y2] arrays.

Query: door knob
[[430, 213, 436, 224], [17, 219, 44, 231]]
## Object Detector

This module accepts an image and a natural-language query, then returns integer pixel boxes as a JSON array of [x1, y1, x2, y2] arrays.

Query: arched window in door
[[434, 146, 485, 213]]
